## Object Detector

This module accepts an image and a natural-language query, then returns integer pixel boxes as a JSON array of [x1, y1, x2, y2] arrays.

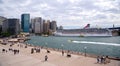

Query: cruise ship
[[54, 24, 112, 37]]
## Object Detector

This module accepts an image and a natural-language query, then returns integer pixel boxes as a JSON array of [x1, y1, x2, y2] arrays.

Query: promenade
[[0, 43, 120, 66]]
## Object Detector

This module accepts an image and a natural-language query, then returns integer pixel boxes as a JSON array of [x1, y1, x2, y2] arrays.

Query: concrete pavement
[[0, 43, 120, 66]]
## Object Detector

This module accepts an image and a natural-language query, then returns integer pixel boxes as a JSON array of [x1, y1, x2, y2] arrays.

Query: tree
[[1, 32, 11, 37]]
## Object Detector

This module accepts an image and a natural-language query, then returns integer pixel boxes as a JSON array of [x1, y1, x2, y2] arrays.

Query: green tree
[[1, 32, 11, 37]]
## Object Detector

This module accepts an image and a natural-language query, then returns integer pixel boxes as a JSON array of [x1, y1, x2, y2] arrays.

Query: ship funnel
[[84, 24, 90, 29]]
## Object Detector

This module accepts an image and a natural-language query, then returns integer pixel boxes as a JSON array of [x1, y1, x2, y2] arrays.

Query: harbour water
[[26, 36, 120, 57]]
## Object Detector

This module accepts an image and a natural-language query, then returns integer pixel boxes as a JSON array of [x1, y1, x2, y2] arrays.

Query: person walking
[[97, 56, 100, 63], [45, 55, 48, 61], [2, 49, 5, 53], [31, 48, 34, 54], [62, 51, 64, 56], [103, 56, 106, 64]]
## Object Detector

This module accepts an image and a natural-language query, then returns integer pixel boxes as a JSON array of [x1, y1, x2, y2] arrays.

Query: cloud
[[20, 0, 32, 6], [0, 0, 120, 28], [105, 8, 120, 14], [0, 0, 3, 3]]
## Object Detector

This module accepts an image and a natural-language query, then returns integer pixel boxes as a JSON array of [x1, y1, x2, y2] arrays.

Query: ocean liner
[[54, 24, 112, 37]]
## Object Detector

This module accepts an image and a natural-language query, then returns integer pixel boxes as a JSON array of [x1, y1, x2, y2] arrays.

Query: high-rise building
[[31, 18, 35, 33], [43, 20, 50, 33], [50, 21, 57, 32], [34, 21, 41, 33], [2, 19, 20, 35], [21, 14, 30, 32], [43, 19, 46, 33], [0, 16, 7, 26], [0, 16, 7, 34], [33, 17, 43, 34]]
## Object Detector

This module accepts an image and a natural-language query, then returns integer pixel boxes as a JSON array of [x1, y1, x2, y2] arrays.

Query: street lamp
[[84, 46, 87, 57]]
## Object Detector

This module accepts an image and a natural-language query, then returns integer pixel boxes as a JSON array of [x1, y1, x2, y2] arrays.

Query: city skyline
[[0, 0, 120, 29]]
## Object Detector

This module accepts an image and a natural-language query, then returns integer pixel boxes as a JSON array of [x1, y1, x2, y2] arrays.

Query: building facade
[[0, 16, 7, 34], [32, 17, 43, 34], [31, 18, 35, 33], [50, 21, 57, 32], [2, 19, 20, 35], [35, 22, 40, 33], [43, 20, 50, 33], [21, 14, 30, 32]]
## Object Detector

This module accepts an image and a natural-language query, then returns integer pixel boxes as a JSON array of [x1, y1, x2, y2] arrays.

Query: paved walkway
[[0, 45, 56, 66], [0, 43, 120, 66]]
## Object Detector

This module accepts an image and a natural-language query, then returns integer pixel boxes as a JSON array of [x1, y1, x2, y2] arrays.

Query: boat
[[54, 24, 112, 37], [54, 28, 112, 37]]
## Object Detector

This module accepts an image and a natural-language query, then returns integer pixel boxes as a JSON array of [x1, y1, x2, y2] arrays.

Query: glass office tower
[[21, 14, 30, 32]]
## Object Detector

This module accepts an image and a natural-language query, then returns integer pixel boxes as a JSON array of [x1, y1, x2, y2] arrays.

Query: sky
[[0, 0, 120, 29]]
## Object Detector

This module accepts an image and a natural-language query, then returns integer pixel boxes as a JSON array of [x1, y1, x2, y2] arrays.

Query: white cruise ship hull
[[54, 28, 112, 37], [54, 33, 112, 37]]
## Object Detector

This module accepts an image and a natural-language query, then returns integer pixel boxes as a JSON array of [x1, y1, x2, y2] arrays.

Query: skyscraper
[[31, 18, 35, 33], [43, 20, 50, 34], [0, 16, 6, 26], [0, 16, 7, 34], [50, 21, 57, 32], [2, 18, 20, 35], [21, 14, 30, 32], [33, 17, 43, 34], [43, 19, 46, 33]]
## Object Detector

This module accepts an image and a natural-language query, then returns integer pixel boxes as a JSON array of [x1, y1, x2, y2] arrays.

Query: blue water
[[26, 36, 120, 57]]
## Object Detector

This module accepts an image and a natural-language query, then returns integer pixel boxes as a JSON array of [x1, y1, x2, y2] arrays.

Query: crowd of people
[[1, 44, 20, 55], [31, 47, 41, 54], [9, 48, 19, 55], [97, 55, 110, 64], [2, 48, 20, 55]]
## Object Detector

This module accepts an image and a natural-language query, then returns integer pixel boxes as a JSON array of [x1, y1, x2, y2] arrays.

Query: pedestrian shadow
[[94, 62, 104, 65], [94, 62, 98, 64], [41, 60, 47, 62], [94, 62, 101, 64]]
